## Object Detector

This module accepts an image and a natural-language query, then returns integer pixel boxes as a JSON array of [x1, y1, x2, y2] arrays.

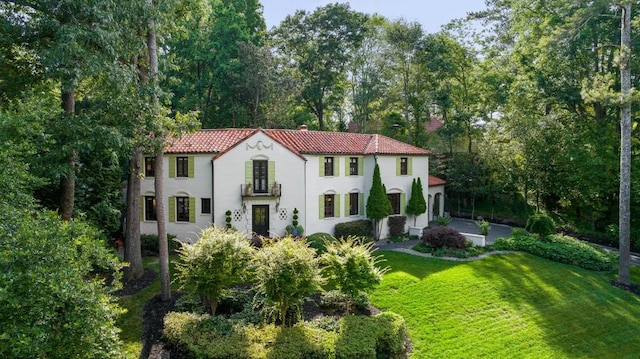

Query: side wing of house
[[140, 153, 214, 242], [213, 131, 306, 238]]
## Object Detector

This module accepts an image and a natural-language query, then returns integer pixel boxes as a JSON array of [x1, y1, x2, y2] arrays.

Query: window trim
[[349, 192, 359, 216], [176, 156, 189, 177], [400, 157, 408, 176], [324, 194, 335, 218], [201, 198, 211, 214], [144, 196, 157, 221], [324, 157, 334, 176], [387, 193, 401, 215], [144, 157, 155, 177], [349, 157, 358, 176], [253, 160, 269, 193]]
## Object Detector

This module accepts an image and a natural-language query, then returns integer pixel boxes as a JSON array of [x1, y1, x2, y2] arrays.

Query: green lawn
[[370, 251, 640, 359]]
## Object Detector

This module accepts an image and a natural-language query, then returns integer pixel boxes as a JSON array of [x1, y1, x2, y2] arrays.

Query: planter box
[[461, 232, 485, 247], [408, 226, 423, 238]]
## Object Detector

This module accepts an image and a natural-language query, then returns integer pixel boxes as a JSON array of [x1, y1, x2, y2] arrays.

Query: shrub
[[321, 237, 387, 311], [476, 219, 491, 235], [525, 213, 556, 236], [494, 233, 616, 271], [253, 236, 323, 326], [387, 215, 407, 237], [422, 226, 467, 249], [174, 293, 206, 314], [335, 313, 407, 359], [174, 226, 254, 314], [140, 233, 180, 255], [334, 219, 373, 240], [306, 232, 336, 254], [225, 210, 232, 229], [435, 214, 452, 226], [321, 290, 371, 312]]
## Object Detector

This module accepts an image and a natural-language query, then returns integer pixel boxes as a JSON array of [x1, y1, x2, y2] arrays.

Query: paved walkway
[[375, 218, 640, 266]]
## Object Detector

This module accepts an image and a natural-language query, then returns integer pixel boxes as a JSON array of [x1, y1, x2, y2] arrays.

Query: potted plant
[[285, 208, 304, 237], [245, 183, 253, 196], [271, 181, 280, 196]]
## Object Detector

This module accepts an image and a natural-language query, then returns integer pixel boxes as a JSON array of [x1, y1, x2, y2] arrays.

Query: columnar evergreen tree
[[406, 177, 427, 226], [366, 163, 392, 240]]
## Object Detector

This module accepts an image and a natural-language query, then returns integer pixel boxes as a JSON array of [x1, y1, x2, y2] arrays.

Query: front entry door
[[252, 205, 270, 237]]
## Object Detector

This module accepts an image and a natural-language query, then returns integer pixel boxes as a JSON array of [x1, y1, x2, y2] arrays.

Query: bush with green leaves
[[476, 219, 491, 235], [0, 208, 124, 358], [305, 232, 336, 254], [163, 311, 407, 359], [174, 226, 254, 314], [334, 219, 373, 240], [140, 233, 180, 254], [525, 213, 556, 236], [435, 214, 452, 226], [494, 232, 616, 271], [422, 226, 467, 249], [321, 237, 387, 311], [253, 236, 324, 326]]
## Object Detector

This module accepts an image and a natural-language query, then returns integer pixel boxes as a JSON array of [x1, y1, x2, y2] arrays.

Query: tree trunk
[[125, 152, 144, 280], [59, 89, 76, 221], [618, 2, 632, 286]]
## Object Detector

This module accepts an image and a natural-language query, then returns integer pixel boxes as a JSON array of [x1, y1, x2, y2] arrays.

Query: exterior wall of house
[[213, 131, 306, 238], [140, 153, 214, 242], [428, 184, 445, 221]]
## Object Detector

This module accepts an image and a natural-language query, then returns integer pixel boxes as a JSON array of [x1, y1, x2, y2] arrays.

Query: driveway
[[445, 218, 514, 245]]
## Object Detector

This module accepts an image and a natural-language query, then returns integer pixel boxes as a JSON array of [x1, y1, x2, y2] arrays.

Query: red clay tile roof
[[165, 128, 430, 156], [428, 175, 447, 186], [425, 117, 443, 133]]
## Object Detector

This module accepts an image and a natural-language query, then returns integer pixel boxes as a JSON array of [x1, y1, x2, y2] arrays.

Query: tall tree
[[272, 3, 367, 130], [406, 178, 427, 226], [366, 163, 392, 240]]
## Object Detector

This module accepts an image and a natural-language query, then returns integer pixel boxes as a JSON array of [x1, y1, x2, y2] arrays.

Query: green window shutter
[[140, 196, 144, 219], [401, 193, 407, 215], [188, 156, 195, 178], [189, 197, 196, 223], [358, 157, 364, 176], [335, 194, 341, 218], [319, 195, 325, 219], [396, 157, 401, 176], [268, 161, 275, 188], [334, 157, 340, 177], [169, 197, 176, 222], [345, 157, 350, 176], [408, 157, 413, 176], [359, 193, 365, 216], [169, 156, 176, 178], [344, 193, 350, 217], [245, 161, 252, 186], [319, 157, 324, 177]]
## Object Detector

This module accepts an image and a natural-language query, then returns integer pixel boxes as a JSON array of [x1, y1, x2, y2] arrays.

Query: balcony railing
[[241, 183, 282, 198]]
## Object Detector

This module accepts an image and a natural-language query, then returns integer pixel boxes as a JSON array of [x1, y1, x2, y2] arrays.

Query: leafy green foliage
[[174, 226, 254, 314], [435, 215, 452, 226], [321, 237, 388, 309], [140, 233, 180, 254], [406, 178, 427, 225], [525, 213, 556, 236], [366, 163, 392, 240], [163, 311, 407, 359], [335, 219, 374, 240], [476, 219, 491, 235], [494, 233, 616, 271], [253, 236, 323, 326], [387, 215, 407, 237], [0, 207, 124, 358], [422, 226, 467, 249], [305, 232, 336, 254]]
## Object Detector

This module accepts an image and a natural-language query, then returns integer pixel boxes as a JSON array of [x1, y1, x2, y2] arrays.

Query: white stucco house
[[139, 126, 445, 242]]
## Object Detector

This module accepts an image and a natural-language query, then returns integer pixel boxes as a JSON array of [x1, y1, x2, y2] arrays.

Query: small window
[[144, 157, 155, 177], [201, 198, 211, 214], [324, 157, 334, 176], [144, 196, 157, 221], [349, 192, 359, 216], [387, 193, 401, 215], [324, 194, 335, 218], [349, 157, 358, 176], [176, 197, 190, 222], [176, 157, 189, 177], [400, 157, 408, 175]]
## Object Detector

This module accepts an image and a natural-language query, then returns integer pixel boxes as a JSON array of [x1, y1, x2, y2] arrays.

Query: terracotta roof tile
[[425, 117, 443, 133], [429, 175, 447, 186], [165, 128, 430, 156]]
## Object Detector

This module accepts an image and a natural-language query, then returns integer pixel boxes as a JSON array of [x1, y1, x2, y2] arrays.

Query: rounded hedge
[[525, 213, 556, 236]]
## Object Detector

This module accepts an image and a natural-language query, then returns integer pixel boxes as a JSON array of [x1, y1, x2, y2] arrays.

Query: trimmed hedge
[[305, 233, 336, 254], [163, 311, 408, 359], [387, 215, 407, 238], [494, 232, 616, 271], [140, 233, 180, 255], [525, 213, 555, 236], [334, 220, 373, 241]]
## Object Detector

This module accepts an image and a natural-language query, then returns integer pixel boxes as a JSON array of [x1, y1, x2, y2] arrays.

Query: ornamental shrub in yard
[[422, 226, 467, 249], [525, 213, 556, 236]]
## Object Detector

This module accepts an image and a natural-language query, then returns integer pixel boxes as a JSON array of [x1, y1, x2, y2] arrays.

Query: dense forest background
[[2, 0, 640, 248]]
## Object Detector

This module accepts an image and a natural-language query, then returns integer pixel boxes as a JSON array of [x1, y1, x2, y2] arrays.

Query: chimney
[[298, 124, 308, 131]]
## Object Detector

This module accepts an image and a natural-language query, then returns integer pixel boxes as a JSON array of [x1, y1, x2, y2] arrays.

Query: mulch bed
[[114, 269, 158, 297]]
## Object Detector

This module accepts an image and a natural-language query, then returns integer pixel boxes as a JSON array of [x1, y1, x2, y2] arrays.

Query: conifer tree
[[406, 177, 427, 226], [366, 163, 392, 240]]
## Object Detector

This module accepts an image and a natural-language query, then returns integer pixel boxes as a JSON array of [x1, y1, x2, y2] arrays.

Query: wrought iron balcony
[[241, 182, 282, 198]]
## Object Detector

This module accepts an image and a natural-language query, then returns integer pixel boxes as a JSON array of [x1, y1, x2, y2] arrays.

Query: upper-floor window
[[324, 194, 335, 218], [176, 197, 190, 222], [253, 160, 268, 193], [176, 157, 189, 177], [387, 193, 401, 215], [201, 198, 211, 214], [144, 157, 155, 177], [324, 157, 334, 176], [349, 192, 359, 216], [144, 196, 156, 221], [349, 157, 358, 176], [400, 157, 408, 175]]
